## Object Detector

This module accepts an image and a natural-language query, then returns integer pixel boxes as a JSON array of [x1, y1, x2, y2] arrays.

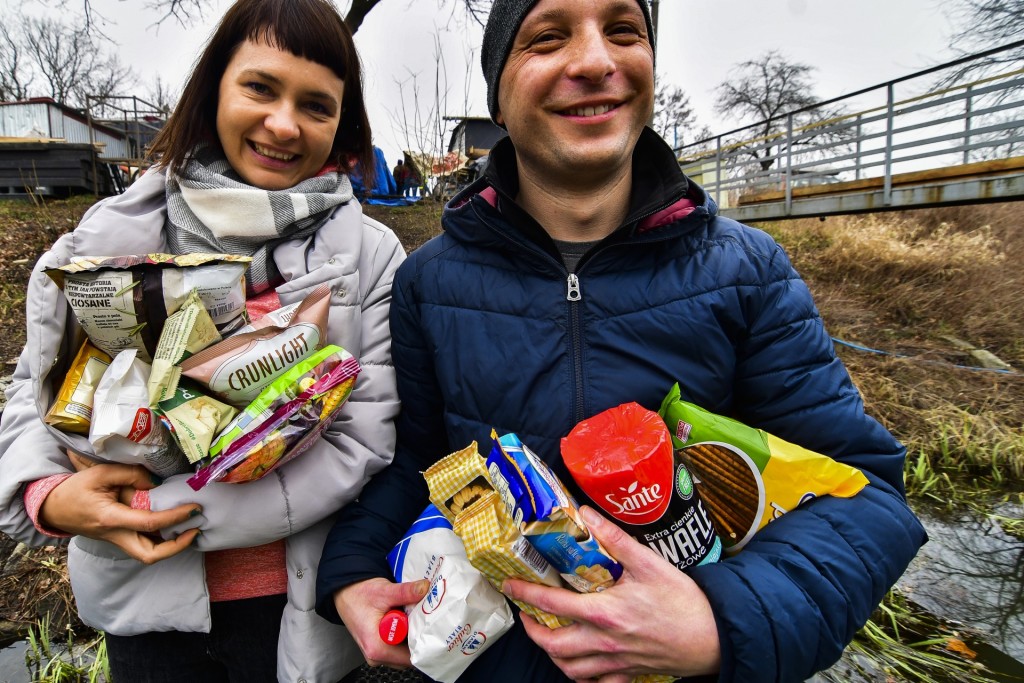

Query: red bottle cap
[[378, 609, 409, 645]]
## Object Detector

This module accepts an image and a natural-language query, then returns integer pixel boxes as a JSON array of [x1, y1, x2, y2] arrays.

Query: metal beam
[[719, 174, 1024, 223]]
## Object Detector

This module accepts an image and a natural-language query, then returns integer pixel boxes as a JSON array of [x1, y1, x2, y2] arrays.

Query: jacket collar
[[481, 126, 706, 228], [444, 127, 714, 255]]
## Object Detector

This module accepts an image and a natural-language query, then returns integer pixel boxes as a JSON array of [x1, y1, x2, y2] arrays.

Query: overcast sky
[[7, 0, 959, 166]]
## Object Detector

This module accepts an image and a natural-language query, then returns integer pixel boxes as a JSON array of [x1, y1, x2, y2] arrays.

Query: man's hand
[[502, 506, 721, 682], [39, 462, 201, 565], [334, 577, 430, 668]]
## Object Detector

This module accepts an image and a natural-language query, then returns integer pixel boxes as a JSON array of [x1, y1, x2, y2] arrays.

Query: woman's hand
[[502, 506, 722, 682], [39, 461, 202, 565], [333, 577, 430, 668]]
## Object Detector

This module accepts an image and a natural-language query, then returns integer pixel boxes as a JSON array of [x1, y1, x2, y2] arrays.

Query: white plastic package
[[388, 505, 514, 683], [89, 349, 190, 478]]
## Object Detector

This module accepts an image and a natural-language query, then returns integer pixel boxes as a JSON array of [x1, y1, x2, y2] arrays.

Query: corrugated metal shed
[[0, 98, 132, 159]]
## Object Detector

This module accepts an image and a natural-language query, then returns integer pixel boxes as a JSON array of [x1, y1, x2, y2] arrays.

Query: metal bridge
[[676, 42, 1024, 223]]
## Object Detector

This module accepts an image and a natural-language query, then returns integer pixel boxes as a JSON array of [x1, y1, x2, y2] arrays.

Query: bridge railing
[[677, 42, 1024, 215]]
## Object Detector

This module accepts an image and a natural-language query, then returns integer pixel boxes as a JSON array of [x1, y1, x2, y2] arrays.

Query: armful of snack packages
[[387, 504, 514, 683]]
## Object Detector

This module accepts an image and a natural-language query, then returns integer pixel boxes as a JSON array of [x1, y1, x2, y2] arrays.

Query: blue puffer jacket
[[318, 130, 927, 683]]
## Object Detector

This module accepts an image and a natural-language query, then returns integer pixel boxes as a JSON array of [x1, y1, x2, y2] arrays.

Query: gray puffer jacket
[[0, 168, 405, 683]]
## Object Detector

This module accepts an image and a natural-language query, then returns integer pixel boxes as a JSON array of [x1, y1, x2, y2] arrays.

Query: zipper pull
[[566, 273, 581, 302]]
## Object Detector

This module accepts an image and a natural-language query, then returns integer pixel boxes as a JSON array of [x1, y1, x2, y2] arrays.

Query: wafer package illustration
[[561, 402, 722, 572], [658, 383, 870, 552]]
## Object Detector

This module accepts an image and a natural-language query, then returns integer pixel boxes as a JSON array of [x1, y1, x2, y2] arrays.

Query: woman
[[0, 0, 404, 680]]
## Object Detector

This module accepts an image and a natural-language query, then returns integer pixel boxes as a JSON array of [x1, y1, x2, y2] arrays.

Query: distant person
[[0, 0, 404, 681], [317, 0, 926, 681], [393, 159, 410, 196], [404, 164, 421, 198]]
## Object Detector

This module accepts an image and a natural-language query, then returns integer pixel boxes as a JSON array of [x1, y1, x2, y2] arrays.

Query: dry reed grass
[[763, 205, 1024, 491]]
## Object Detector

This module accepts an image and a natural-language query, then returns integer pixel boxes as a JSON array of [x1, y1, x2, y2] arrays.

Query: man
[[317, 0, 926, 680], [393, 159, 409, 195]]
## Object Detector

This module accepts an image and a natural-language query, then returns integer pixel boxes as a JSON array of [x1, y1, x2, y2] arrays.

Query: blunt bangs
[[243, 0, 354, 81]]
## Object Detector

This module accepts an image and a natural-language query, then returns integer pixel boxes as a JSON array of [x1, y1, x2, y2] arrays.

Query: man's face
[[496, 0, 654, 184]]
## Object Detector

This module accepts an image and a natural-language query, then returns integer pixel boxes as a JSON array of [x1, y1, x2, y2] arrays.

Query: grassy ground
[[0, 194, 1021, 682]]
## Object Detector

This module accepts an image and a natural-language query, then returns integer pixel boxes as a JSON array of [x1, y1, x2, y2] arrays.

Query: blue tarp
[[351, 146, 416, 205]]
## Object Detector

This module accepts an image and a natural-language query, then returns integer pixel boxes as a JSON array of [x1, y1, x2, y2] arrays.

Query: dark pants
[[105, 594, 286, 683]]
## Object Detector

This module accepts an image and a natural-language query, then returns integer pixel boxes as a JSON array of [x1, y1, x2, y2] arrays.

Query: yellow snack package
[[424, 443, 567, 629], [44, 339, 112, 434], [658, 383, 870, 553], [424, 442, 496, 524], [453, 492, 570, 629]]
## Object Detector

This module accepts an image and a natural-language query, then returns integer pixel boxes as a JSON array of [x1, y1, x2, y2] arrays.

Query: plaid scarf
[[164, 145, 353, 294]]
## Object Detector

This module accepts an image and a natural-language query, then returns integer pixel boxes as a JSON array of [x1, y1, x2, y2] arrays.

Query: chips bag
[[180, 283, 331, 408], [45, 253, 250, 363], [186, 345, 360, 489], [89, 349, 191, 478], [44, 339, 112, 434], [658, 383, 870, 552]]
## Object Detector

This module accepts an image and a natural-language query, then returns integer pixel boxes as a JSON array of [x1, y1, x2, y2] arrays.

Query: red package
[[561, 402, 722, 572], [561, 402, 673, 525]]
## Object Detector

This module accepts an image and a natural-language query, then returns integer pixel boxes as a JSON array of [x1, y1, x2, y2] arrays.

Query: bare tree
[[713, 51, 847, 171], [14, 15, 136, 110], [57, 0, 494, 35], [145, 75, 178, 116], [937, 0, 1024, 92], [714, 51, 817, 130], [388, 30, 479, 197], [0, 21, 32, 101], [947, 0, 1024, 78], [0, 12, 137, 113], [930, 0, 1024, 160], [651, 80, 710, 150], [21, 16, 92, 105]]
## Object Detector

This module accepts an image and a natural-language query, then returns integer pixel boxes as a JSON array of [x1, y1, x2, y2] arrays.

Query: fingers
[[335, 579, 425, 669], [520, 614, 630, 682], [67, 450, 98, 472], [101, 503, 202, 535], [113, 527, 201, 565], [595, 674, 631, 683], [579, 506, 662, 577], [519, 612, 604, 661], [392, 579, 431, 608], [502, 578, 592, 624], [87, 463, 162, 491]]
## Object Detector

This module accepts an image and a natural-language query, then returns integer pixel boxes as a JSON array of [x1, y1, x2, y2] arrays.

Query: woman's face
[[216, 39, 345, 190]]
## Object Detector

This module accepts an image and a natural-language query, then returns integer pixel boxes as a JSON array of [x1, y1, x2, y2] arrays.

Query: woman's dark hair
[[149, 0, 374, 186]]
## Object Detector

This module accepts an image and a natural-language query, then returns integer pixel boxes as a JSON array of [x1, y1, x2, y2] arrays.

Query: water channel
[[0, 505, 1019, 682]]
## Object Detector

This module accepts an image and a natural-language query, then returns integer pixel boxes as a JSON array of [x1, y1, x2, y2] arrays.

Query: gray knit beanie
[[481, 0, 655, 124]]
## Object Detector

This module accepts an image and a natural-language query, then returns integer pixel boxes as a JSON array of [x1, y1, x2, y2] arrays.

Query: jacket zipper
[[566, 272, 585, 424], [476, 196, 698, 428]]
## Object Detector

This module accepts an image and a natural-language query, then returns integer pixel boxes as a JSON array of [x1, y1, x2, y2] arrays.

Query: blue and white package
[[387, 504, 514, 683], [485, 431, 623, 593]]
